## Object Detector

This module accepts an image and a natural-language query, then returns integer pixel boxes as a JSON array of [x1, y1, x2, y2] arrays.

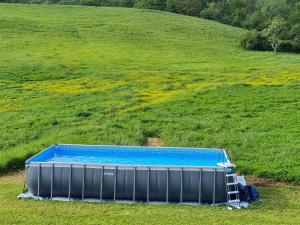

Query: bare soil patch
[[144, 137, 163, 147], [246, 175, 289, 187], [0, 170, 25, 184]]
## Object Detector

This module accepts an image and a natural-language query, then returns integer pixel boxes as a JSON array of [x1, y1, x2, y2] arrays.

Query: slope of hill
[[0, 4, 299, 184]]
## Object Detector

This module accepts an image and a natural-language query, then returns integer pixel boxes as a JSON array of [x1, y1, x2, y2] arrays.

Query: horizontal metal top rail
[[26, 144, 230, 164], [26, 162, 228, 171]]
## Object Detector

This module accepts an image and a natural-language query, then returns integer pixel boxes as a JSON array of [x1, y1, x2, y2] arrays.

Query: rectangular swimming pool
[[24, 144, 236, 204]]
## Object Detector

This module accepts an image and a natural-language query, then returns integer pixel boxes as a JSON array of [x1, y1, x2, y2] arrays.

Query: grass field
[[0, 3, 300, 224], [1, 3, 299, 182], [0, 171, 300, 225]]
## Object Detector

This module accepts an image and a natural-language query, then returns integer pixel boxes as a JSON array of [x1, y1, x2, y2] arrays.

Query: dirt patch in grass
[[0, 170, 25, 184], [246, 176, 288, 187], [144, 138, 163, 147]]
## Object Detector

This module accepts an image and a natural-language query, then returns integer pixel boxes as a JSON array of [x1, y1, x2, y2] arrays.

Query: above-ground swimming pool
[[23, 144, 238, 205]]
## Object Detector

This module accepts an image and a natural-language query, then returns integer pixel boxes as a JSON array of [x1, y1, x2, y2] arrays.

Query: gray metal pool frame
[[25, 162, 232, 204]]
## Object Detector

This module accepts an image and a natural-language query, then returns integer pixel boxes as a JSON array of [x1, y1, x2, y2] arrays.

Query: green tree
[[165, 0, 177, 12], [257, 0, 291, 20], [201, 0, 255, 27], [165, 0, 203, 16], [288, 2, 300, 41], [134, 0, 166, 10], [241, 31, 270, 51], [290, 24, 300, 42], [182, 0, 203, 16], [242, 11, 266, 30], [119, 0, 134, 7], [262, 17, 287, 54], [200, 2, 219, 20]]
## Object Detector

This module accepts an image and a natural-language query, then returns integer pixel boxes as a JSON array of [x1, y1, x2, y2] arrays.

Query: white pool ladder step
[[228, 191, 239, 194], [226, 172, 240, 208], [226, 174, 236, 177], [227, 182, 238, 186]]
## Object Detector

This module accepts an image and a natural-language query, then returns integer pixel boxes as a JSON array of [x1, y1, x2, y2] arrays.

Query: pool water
[[26, 144, 228, 167]]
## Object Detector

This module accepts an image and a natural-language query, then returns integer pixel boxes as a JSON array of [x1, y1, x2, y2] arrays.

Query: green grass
[[0, 3, 299, 184], [0, 3, 300, 225], [0, 173, 300, 225]]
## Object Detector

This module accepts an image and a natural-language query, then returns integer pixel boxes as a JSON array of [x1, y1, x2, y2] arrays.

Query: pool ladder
[[226, 173, 240, 208]]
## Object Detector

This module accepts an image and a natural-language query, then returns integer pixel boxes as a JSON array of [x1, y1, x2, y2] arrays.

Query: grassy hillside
[[0, 4, 300, 183]]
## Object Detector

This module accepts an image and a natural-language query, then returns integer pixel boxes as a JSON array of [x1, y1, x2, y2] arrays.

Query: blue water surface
[[26, 144, 228, 167]]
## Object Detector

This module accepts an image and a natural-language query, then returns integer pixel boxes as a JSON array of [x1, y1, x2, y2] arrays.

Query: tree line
[[2, 0, 300, 53]]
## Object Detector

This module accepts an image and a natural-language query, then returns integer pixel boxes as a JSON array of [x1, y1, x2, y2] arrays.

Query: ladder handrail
[[225, 168, 240, 208]]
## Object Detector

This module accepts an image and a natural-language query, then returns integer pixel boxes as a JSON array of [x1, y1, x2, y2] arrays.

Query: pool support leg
[[37, 164, 41, 199], [100, 166, 104, 201], [133, 167, 136, 202], [180, 168, 183, 203], [82, 165, 85, 200], [213, 168, 216, 205], [147, 167, 150, 203], [68, 165, 72, 200], [166, 168, 169, 203], [114, 166, 117, 201], [198, 168, 202, 205], [50, 163, 54, 200]]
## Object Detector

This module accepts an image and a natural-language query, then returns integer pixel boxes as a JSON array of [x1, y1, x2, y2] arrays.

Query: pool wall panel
[[25, 164, 227, 204]]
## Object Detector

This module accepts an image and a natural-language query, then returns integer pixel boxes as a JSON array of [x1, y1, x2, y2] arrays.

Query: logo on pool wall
[[104, 172, 114, 176]]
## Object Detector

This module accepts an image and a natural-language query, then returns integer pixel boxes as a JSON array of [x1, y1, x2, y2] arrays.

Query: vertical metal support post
[[133, 167, 136, 202], [198, 168, 202, 205], [100, 166, 104, 201], [114, 166, 117, 201], [224, 168, 228, 203], [68, 164, 72, 200], [50, 163, 54, 200], [82, 165, 85, 200], [37, 164, 41, 199], [166, 168, 169, 203], [213, 168, 216, 205], [147, 167, 150, 203], [180, 168, 183, 203]]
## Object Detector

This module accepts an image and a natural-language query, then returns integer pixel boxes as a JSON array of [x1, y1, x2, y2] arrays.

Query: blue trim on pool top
[[25, 144, 230, 167]]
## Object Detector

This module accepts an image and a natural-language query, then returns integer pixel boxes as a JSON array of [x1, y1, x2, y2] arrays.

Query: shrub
[[75, 111, 92, 117], [51, 119, 59, 126], [279, 40, 300, 53], [58, 0, 81, 5], [134, 0, 166, 10], [119, 0, 133, 7], [101, 0, 119, 6], [79, 0, 99, 6], [240, 31, 270, 51], [241, 31, 300, 53], [200, 2, 218, 20]]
